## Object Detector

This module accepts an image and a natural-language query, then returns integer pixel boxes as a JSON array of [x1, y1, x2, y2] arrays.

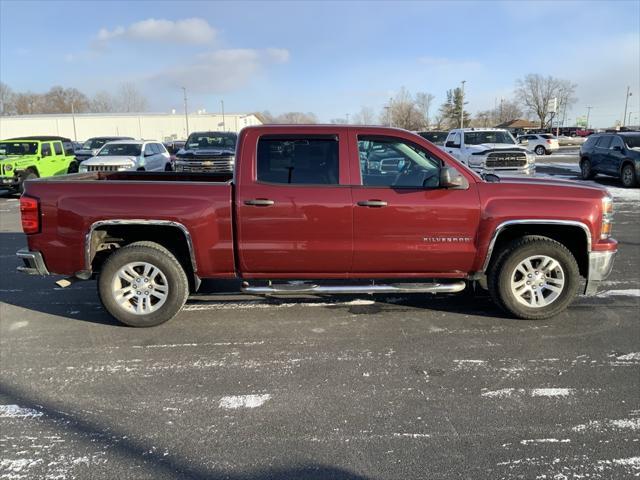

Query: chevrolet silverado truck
[[16, 125, 617, 327], [444, 128, 535, 176], [1, 136, 76, 193], [173, 131, 237, 173]]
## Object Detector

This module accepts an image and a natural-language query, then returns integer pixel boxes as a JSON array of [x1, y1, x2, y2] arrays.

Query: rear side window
[[596, 136, 612, 149], [155, 143, 166, 153], [144, 144, 155, 155], [53, 142, 63, 155], [40, 143, 51, 157], [583, 136, 598, 149], [63, 141, 74, 155], [257, 137, 339, 185]]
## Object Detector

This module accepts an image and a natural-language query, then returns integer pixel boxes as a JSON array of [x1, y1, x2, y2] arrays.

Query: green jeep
[[0, 136, 77, 193]]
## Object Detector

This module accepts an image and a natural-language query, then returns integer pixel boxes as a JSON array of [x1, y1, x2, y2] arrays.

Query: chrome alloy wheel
[[111, 261, 169, 315], [510, 255, 565, 308]]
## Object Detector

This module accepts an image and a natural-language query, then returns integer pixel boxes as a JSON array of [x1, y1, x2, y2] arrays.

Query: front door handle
[[357, 200, 388, 208], [244, 199, 275, 206]]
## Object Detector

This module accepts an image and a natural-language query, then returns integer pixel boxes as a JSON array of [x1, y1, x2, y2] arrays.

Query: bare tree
[[473, 98, 524, 127], [352, 106, 376, 125], [273, 112, 318, 124], [515, 74, 577, 128], [117, 82, 148, 112], [42, 86, 90, 114], [385, 87, 424, 130], [13, 92, 44, 115], [0, 82, 16, 115], [432, 113, 445, 130], [91, 91, 117, 113], [329, 117, 348, 124], [415, 92, 435, 128]]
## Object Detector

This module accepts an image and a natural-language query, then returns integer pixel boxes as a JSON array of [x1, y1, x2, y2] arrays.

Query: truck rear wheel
[[98, 242, 189, 327], [488, 236, 580, 320]]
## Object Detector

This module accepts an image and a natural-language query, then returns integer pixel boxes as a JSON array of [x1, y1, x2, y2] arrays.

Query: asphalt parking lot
[[1, 157, 639, 479]]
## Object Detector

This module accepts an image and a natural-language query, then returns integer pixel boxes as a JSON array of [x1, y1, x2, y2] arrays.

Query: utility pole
[[585, 106, 593, 129], [182, 87, 189, 136], [622, 86, 632, 127], [221, 100, 225, 131], [71, 101, 77, 141], [460, 80, 466, 128], [629, 111, 634, 127]]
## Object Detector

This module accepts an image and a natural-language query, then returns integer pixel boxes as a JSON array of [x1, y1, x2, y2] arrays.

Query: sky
[[1, 0, 639, 127]]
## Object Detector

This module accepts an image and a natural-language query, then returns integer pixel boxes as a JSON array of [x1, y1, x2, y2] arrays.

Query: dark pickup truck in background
[[173, 131, 237, 173], [17, 125, 617, 327]]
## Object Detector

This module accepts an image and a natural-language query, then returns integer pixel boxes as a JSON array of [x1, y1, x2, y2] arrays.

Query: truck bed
[[23, 173, 235, 278]]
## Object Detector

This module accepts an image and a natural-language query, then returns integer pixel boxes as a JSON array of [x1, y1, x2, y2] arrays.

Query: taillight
[[601, 195, 613, 239], [20, 195, 40, 234], [546, 139, 552, 144]]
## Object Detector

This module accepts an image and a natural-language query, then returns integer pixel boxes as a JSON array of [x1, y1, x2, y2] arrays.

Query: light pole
[[585, 106, 592, 129], [622, 86, 632, 127], [629, 111, 634, 127], [221, 100, 225, 131], [182, 87, 189, 136], [71, 101, 77, 141], [460, 80, 466, 128]]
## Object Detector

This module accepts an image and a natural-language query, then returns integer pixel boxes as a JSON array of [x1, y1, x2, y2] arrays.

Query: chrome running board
[[241, 281, 466, 295]]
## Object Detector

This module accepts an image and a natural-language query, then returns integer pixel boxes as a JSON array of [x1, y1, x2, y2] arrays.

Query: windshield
[[186, 133, 237, 150], [623, 135, 640, 149], [97, 143, 142, 157], [0, 142, 38, 156], [82, 139, 109, 150], [464, 131, 515, 145]]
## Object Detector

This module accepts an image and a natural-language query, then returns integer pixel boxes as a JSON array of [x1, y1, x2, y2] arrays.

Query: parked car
[[579, 132, 640, 187], [416, 131, 448, 146], [17, 125, 617, 327], [73, 136, 135, 164], [163, 140, 186, 169], [517, 133, 560, 155], [0, 136, 76, 193], [174, 131, 237, 173], [79, 140, 170, 173], [444, 128, 535, 176]]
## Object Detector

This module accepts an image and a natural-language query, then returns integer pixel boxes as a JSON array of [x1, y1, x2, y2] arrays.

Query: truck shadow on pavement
[[0, 381, 373, 480]]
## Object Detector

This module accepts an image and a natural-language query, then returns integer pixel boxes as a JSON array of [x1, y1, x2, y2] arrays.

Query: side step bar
[[241, 281, 466, 295]]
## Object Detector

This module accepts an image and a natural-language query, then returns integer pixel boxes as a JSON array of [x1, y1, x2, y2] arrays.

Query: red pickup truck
[[17, 125, 617, 327]]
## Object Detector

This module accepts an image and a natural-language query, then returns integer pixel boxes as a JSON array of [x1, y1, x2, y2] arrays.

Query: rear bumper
[[584, 250, 617, 295], [16, 248, 50, 275]]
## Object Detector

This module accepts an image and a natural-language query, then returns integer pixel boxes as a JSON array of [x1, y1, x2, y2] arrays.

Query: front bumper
[[16, 248, 50, 275], [584, 250, 617, 295], [471, 165, 536, 176], [0, 175, 20, 189]]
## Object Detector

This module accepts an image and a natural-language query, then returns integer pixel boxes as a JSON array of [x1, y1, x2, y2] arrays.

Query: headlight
[[79, 165, 88, 173], [4, 164, 12, 172], [601, 195, 613, 239]]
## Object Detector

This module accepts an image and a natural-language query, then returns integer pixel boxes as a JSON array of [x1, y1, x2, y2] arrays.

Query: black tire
[[18, 170, 38, 194], [534, 145, 546, 156], [98, 241, 189, 327], [67, 161, 79, 174], [487, 236, 580, 320], [164, 162, 173, 172], [580, 158, 595, 180], [620, 163, 638, 188]]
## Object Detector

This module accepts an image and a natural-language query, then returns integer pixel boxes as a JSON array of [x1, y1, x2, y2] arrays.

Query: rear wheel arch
[[85, 221, 199, 291]]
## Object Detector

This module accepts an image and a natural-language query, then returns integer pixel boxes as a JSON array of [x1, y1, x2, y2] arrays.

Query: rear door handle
[[357, 200, 388, 208], [244, 199, 275, 206]]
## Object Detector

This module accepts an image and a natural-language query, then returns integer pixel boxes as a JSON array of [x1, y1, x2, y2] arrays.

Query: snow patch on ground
[[0, 458, 43, 474], [597, 289, 640, 298], [482, 388, 574, 398], [392, 433, 431, 438], [616, 352, 640, 361], [0, 404, 43, 418], [520, 438, 570, 445], [530, 388, 574, 397], [218, 394, 271, 409], [572, 417, 640, 432]]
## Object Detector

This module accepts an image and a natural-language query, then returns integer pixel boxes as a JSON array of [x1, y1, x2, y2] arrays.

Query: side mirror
[[613, 145, 624, 152], [440, 166, 469, 190]]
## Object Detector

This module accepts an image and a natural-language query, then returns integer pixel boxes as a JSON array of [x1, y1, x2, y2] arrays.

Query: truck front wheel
[[98, 242, 189, 327], [488, 236, 580, 320]]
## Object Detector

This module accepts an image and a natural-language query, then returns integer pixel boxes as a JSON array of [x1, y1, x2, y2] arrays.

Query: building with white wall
[[0, 112, 262, 141]]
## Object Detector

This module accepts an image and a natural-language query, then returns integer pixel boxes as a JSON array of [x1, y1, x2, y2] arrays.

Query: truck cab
[[444, 128, 535, 176]]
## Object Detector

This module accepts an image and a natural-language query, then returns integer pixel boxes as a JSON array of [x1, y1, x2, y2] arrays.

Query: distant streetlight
[[182, 87, 189, 136], [622, 86, 632, 127], [460, 80, 466, 128], [585, 106, 593, 129], [221, 100, 225, 131]]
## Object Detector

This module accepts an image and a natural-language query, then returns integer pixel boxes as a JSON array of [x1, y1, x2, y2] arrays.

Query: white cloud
[[94, 18, 216, 48], [152, 48, 290, 93]]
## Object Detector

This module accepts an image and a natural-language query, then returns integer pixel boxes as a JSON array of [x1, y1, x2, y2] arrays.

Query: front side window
[[98, 143, 142, 157], [53, 142, 63, 155], [257, 137, 339, 185], [358, 136, 440, 188], [464, 131, 515, 145], [40, 143, 51, 157]]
